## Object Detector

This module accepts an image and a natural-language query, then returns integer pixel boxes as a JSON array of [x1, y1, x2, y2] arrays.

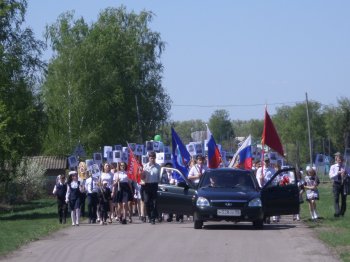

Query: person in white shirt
[[114, 162, 133, 224], [141, 151, 161, 224], [85, 172, 99, 223], [329, 152, 350, 217], [255, 157, 276, 223], [255, 157, 276, 188], [188, 155, 207, 185]]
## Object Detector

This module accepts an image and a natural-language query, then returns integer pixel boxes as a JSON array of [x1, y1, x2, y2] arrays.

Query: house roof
[[27, 156, 67, 170]]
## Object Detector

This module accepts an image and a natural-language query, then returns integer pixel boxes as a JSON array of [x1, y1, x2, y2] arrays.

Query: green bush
[[14, 159, 46, 202]]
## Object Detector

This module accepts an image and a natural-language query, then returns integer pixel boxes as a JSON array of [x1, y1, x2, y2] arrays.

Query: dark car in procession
[[157, 167, 299, 229]]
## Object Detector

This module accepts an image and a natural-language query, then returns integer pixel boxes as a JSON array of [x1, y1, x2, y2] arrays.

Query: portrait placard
[[146, 141, 154, 152], [164, 153, 172, 163], [154, 141, 164, 152], [251, 146, 261, 160], [107, 151, 113, 164], [68, 155, 78, 168], [156, 152, 165, 165], [85, 159, 94, 168], [89, 164, 101, 179], [269, 152, 277, 164], [163, 146, 170, 154], [204, 139, 209, 152], [186, 143, 196, 156], [93, 152, 103, 165], [114, 145, 122, 151], [135, 144, 144, 156], [113, 150, 122, 163], [122, 152, 128, 162], [194, 142, 203, 155], [153, 141, 160, 152], [315, 154, 324, 166], [103, 146, 113, 158]]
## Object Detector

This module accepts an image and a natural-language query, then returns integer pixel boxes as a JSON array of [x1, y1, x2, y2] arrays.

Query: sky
[[25, 0, 350, 122]]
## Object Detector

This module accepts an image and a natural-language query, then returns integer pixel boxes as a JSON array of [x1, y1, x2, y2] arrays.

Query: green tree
[[171, 120, 206, 144], [232, 119, 263, 139], [208, 110, 234, 144], [324, 97, 350, 153], [273, 102, 326, 166], [43, 7, 171, 155], [0, 0, 45, 189]]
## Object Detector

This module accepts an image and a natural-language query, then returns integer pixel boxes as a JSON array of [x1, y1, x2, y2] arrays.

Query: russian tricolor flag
[[206, 126, 221, 169], [229, 135, 252, 170]]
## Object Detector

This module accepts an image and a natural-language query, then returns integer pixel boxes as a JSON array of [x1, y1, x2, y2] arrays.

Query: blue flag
[[171, 127, 191, 178]]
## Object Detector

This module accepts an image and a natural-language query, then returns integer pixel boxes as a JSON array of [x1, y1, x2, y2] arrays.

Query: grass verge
[[0, 198, 66, 257], [300, 182, 350, 262]]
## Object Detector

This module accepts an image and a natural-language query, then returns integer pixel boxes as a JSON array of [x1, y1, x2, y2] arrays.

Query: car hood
[[197, 187, 260, 201]]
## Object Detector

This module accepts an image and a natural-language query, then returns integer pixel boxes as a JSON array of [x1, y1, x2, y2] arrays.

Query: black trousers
[[99, 202, 109, 222], [333, 182, 347, 216], [144, 183, 158, 221], [87, 193, 98, 222], [57, 198, 67, 223], [80, 193, 86, 217]]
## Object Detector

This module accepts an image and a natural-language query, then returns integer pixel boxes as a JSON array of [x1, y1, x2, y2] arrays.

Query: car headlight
[[196, 197, 210, 207], [248, 198, 262, 207]]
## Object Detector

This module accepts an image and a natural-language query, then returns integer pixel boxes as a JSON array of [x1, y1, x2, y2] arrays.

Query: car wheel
[[253, 219, 264, 229], [194, 220, 203, 229]]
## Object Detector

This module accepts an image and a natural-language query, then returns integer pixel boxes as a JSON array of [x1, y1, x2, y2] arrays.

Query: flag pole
[[305, 92, 313, 167], [261, 106, 266, 183]]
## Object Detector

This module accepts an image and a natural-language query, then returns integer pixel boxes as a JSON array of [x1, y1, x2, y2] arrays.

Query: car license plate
[[217, 209, 241, 216]]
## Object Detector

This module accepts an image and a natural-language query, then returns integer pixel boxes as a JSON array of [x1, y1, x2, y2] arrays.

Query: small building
[[28, 156, 68, 194]]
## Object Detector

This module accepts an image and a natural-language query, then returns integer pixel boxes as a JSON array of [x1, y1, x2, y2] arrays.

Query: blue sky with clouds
[[26, 0, 350, 121]]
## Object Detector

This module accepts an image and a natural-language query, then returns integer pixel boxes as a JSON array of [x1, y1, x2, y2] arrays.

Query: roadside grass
[[0, 198, 66, 256], [300, 182, 350, 262]]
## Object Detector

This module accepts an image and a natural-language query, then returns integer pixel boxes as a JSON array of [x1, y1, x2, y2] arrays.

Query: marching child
[[53, 174, 67, 224], [66, 171, 82, 226], [305, 166, 320, 220], [99, 180, 112, 225]]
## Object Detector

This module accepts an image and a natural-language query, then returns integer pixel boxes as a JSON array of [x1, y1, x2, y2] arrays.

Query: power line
[[172, 101, 304, 108]]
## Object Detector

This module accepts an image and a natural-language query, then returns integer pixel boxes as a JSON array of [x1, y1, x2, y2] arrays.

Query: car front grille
[[210, 200, 247, 208]]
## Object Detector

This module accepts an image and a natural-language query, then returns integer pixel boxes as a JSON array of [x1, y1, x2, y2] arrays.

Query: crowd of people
[[53, 151, 181, 226], [52, 150, 350, 226]]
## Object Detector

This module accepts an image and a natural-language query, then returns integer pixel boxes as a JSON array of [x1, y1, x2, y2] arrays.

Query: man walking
[[329, 152, 350, 217], [85, 172, 99, 223], [142, 151, 161, 224]]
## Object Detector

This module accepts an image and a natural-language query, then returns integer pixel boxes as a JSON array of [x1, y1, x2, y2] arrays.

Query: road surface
[[1, 216, 339, 262]]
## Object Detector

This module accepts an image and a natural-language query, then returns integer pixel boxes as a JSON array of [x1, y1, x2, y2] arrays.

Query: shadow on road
[[203, 223, 296, 230]]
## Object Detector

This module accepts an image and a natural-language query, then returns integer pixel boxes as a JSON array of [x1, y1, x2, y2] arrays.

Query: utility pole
[[135, 94, 143, 142], [306, 92, 313, 166]]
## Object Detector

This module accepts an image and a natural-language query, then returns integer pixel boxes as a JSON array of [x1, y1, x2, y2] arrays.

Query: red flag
[[262, 108, 284, 156], [127, 148, 142, 183]]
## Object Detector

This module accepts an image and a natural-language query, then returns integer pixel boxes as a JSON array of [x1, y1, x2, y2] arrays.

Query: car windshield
[[200, 170, 255, 189]]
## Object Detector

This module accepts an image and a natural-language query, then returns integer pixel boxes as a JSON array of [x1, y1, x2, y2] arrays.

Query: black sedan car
[[157, 167, 299, 229]]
